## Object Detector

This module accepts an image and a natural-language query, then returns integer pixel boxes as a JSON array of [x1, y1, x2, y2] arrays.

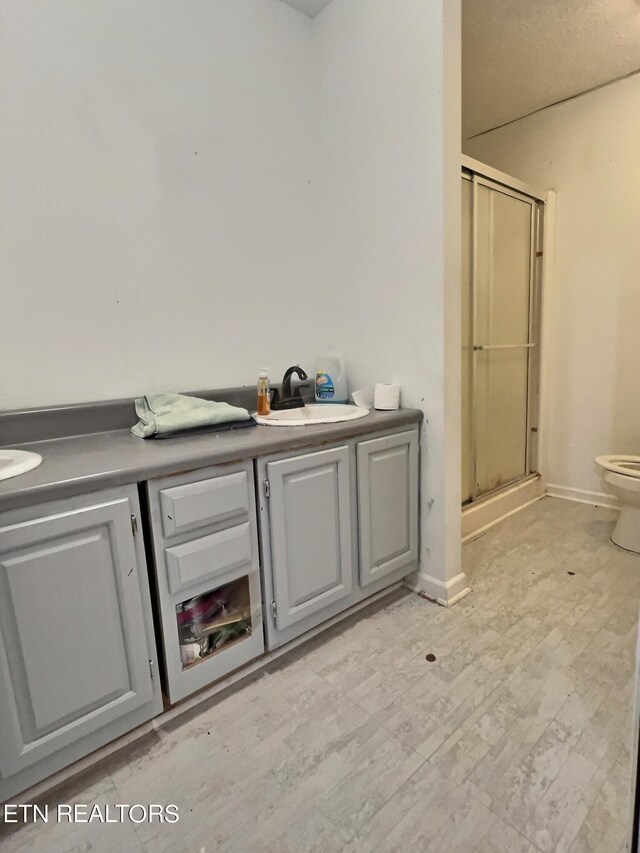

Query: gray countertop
[[0, 408, 422, 511]]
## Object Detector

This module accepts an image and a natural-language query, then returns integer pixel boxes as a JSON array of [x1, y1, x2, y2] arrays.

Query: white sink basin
[[255, 404, 370, 427], [0, 449, 43, 481]]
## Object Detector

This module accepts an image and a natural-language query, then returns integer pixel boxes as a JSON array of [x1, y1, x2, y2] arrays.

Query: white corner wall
[[0, 0, 317, 408], [464, 74, 640, 500], [313, 0, 465, 599]]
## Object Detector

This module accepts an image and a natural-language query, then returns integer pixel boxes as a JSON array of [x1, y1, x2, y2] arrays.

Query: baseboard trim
[[546, 483, 620, 509], [405, 571, 471, 608]]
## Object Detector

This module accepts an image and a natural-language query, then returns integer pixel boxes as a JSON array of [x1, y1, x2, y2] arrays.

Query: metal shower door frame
[[465, 170, 544, 504]]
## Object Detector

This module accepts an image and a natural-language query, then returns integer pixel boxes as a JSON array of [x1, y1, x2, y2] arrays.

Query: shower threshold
[[462, 474, 544, 542]]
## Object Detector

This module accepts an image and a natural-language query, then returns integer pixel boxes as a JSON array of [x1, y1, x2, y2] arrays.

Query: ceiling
[[279, 0, 333, 17], [463, 0, 640, 139], [279, 0, 640, 136]]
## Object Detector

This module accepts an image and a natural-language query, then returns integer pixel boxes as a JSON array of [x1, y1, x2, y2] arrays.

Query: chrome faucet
[[271, 365, 309, 410]]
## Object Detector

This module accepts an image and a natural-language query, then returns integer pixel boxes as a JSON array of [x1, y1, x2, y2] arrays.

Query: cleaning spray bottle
[[315, 346, 348, 404]]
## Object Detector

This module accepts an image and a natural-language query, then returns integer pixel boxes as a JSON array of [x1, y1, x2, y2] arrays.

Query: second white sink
[[0, 449, 43, 481], [255, 404, 369, 427]]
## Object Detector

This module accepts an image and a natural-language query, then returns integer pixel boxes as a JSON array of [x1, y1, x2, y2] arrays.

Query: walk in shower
[[461, 160, 545, 506]]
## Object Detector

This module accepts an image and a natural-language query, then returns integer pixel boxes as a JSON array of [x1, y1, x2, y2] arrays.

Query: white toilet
[[595, 455, 640, 553]]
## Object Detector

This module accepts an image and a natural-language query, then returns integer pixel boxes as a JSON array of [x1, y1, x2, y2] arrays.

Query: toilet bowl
[[595, 455, 640, 553]]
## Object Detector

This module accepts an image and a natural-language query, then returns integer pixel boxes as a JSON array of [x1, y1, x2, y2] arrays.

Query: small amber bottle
[[257, 368, 271, 416]]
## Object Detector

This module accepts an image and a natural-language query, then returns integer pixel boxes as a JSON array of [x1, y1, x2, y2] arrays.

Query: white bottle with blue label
[[315, 346, 348, 404]]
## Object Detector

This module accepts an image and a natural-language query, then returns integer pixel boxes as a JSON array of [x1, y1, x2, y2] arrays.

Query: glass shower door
[[462, 174, 538, 502]]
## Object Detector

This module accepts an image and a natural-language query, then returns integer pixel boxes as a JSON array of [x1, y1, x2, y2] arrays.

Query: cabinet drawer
[[160, 471, 250, 537], [165, 522, 254, 594]]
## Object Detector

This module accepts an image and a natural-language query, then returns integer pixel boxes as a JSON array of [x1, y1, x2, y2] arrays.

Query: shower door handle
[[473, 344, 536, 351]]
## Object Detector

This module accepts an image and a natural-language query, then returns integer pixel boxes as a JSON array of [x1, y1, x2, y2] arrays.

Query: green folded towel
[[131, 393, 250, 438]]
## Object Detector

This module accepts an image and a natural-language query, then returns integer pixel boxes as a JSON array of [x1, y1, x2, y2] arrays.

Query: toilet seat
[[595, 455, 640, 479]]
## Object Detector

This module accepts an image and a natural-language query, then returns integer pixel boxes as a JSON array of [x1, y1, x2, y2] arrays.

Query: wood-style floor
[[1, 497, 638, 852]]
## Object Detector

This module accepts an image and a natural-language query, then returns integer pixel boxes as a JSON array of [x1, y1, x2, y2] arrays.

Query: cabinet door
[[357, 431, 419, 586], [0, 496, 155, 778], [267, 446, 353, 630]]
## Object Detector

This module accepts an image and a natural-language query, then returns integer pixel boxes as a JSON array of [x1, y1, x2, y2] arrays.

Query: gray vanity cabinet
[[264, 446, 354, 631], [146, 461, 264, 705], [259, 427, 420, 650], [357, 430, 419, 586], [0, 486, 162, 802]]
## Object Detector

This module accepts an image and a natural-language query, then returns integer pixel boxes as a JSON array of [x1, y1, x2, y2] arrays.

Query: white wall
[[2, 0, 464, 597], [0, 0, 317, 408], [313, 0, 464, 597], [464, 74, 640, 499]]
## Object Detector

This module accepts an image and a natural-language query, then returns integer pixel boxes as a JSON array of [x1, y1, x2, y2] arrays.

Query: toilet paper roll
[[374, 383, 401, 410]]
